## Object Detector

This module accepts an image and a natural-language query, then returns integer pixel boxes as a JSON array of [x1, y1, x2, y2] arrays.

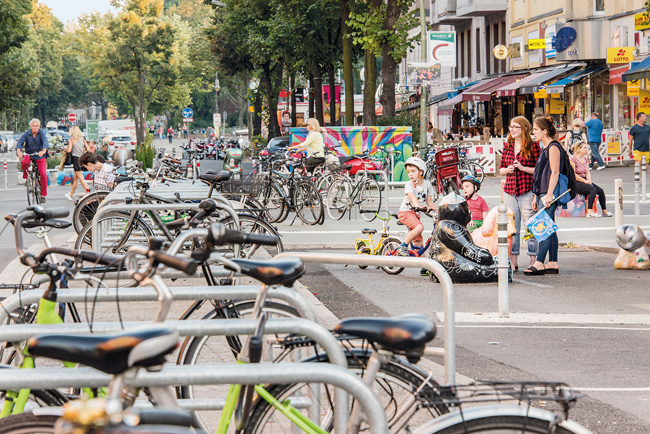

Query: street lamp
[[419, 0, 427, 154], [211, 0, 224, 135]]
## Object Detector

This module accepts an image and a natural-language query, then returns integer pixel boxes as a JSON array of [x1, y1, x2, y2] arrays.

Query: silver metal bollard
[[643, 156, 647, 200], [635, 162, 641, 216], [3, 160, 7, 191], [497, 203, 509, 318], [615, 179, 624, 228]]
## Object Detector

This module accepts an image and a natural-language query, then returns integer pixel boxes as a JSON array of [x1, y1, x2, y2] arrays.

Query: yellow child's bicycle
[[353, 210, 403, 269]]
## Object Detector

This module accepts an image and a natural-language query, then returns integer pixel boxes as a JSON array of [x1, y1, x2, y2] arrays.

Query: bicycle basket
[[325, 153, 340, 169], [219, 173, 267, 196], [435, 148, 460, 167]]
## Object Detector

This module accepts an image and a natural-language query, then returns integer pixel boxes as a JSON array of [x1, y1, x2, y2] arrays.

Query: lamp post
[[211, 0, 225, 135], [419, 0, 427, 155]]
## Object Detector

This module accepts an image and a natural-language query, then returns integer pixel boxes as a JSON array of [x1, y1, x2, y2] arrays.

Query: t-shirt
[[399, 179, 435, 212], [467, 195, 489, 221], [94, 163, 115, 191], [584, 118, 603, 143], [629, 123, 650, 152]]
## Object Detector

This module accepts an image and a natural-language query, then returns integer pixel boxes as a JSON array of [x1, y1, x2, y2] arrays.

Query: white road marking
[[434, 312, 650, 325], [512, 278, 553, 288], [282, 226, 650, 234], [571, 387, 650, 392]]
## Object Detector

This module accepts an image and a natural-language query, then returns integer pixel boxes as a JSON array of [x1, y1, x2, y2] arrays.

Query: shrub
[[135, 137, 155, 170]]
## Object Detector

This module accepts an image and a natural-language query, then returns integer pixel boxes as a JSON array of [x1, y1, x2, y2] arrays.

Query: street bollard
[[3, 160, 7, 191], [643, 156, 647, 201], [615, 179, 624, 228], [635, 162, 640, 216], [497, 203, 509, 318]]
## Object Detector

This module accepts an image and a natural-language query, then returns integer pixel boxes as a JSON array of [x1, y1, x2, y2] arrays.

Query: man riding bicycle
[[16, 118, 49, 203]]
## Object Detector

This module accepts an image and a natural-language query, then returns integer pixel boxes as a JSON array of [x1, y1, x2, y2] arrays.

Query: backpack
[[555, 142, 577, 204]]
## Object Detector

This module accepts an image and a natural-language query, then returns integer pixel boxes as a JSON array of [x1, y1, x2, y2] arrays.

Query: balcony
[[456, 0, 507, 16], [433, 0, 472, 24]]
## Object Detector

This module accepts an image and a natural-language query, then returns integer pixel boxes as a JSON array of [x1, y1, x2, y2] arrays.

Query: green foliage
[[251, 134, 267, 152], [135, 140, 156, 169], [0, 0, 32, 56], [47, 154, 62, 170], [376, 111, 420, 145]]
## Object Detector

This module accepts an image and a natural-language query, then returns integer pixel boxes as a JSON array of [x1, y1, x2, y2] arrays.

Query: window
[[594, 0, 604, 15]]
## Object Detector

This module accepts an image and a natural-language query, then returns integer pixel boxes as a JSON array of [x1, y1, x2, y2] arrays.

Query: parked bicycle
[[326, 164, 382, 222], [353, 211, 402, 269]]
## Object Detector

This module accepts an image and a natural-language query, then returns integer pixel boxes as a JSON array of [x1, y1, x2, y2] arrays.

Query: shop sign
[[606, 47, 634, 64], [528, 39, 545, 50], [555, 27, 577, 52], [555, 21, 609, 61], [646, 79, 650, 88], [606, 132, 622, 154], [427, 31, 456, 67], [549, 98, 564, 114], [638, 89, 650, 111], [634, 11, 650, 31], [493, 44, 508, 60], [545, 26, 556, 58], [628, 79, 641, 96], [609, 65, 630, 85], [534, 88, 547, 99]]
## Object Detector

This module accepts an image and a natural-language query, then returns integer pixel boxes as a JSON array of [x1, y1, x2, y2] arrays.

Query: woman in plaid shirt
[[499, 116, 541, 271]]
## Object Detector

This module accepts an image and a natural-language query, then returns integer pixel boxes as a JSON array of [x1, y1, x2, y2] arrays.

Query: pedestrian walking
[[167, 126, 174, 144], [65, 126, 90, 200], [499, 116, 541, 271], [183, 124, 188, 139], [569, 142, 612, 217], [564, 118, 587, 154], [526, 117, 563, 276], [584, 112, 606, 170], [628, 112, 650, 164], [157, 126, 163, 140]]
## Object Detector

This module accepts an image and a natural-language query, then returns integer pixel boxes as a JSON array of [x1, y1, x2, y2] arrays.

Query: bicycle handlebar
[[9, 206, 70, 259], [32, 247, 124, 268], [411, 206, 435, 218], [208, 223, 279, 247], [150, 250, 198, 275]]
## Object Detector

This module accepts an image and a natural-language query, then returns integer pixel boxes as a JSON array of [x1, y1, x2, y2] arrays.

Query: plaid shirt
[[94, 163, 115, 191], [500, 142, 541, 196]]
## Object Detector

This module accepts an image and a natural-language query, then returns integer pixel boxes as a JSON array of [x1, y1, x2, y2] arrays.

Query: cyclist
[[286, 117, 325, 174], [397, 157, 437, 259], [16, 118, 49, 203], [461, 175, 488, 232]]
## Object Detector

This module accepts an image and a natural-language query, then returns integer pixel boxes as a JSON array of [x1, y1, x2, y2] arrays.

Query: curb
[[563, 243, 618, 254]]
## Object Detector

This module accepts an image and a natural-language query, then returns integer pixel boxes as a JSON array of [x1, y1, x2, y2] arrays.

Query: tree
[[0, 0, 31, 56]]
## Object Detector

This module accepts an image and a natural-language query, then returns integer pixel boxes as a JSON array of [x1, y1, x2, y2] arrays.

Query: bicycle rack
[[276, 252, 457, 385], [354, 169, 391, 218]]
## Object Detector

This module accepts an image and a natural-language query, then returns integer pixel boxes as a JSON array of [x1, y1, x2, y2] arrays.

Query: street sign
[[68, 113, 77, 123], [182, 107, 193, 118], [183, 118, 193, 123], [87, 120, 99, 141]]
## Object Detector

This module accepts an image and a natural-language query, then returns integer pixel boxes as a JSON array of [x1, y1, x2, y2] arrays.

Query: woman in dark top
[[525, 117, 562, 276]]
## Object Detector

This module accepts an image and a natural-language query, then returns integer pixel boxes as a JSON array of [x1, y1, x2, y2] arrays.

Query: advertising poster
[[606, 132, 622, 154], [408, 63, 441, 86], [427, 31, 456, 67]]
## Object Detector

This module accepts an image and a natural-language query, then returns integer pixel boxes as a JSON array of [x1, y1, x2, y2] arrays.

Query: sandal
[[602, 211, 613, 217], [523, 266, 545, 276], [545, 268, 559, 274], [586, 213, 599, 218]]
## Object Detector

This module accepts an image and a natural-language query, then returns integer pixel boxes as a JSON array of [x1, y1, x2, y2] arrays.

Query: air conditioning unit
[[452, 77, 469, 88]]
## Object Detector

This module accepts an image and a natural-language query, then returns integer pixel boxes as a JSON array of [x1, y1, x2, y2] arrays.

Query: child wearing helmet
[[461, 175, 488, 232], [397, 157, 437, 256]]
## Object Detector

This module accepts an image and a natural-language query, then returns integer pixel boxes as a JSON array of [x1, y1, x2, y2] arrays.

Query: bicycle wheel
[[178, 301, 300, 434], [74, 211, 154, 254], [381, 237, 405, 275], [293, 181, 324, 225], [0, 413, 58, 434], [468, 162, 485, 183], [25, 175, 40, 206], [218, 214, 284, 258], [358, 178, 381, 222], [257, 182, 287, 223], [243, 351, 450, 434], [72, 191, 112, 234], [326, 179, 350, 221]]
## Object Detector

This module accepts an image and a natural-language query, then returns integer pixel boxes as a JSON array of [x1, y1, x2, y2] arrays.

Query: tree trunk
[[290, 72, 297, 126], [341, 0, 354, 126], [311, 63, 324, 126], [363, 50, 376, 125], [252, 89, 262, 137], [379, 0, 401, 119], [328, 63, 337, 126], [262, 61, 284, 139], [308, 72, 315, 119]]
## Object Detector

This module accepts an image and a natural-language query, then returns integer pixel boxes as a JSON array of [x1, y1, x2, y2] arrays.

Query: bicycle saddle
[[27, 327, 179, 375], [4, 214, 72, 229], [361, 228, 377, 235], [227, 257, 305, 287], [334, 314, 436, 353], [199, 172, 232, 184]]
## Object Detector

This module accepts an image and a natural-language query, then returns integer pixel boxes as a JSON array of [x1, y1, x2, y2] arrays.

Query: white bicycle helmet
[[404, 157, 427, 174]]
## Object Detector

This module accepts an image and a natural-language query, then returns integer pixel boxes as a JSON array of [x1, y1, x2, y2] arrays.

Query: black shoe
[[40, 196, 46, 203]]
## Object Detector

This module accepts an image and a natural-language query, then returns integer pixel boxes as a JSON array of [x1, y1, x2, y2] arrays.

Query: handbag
[[64, 150, 72, 166]]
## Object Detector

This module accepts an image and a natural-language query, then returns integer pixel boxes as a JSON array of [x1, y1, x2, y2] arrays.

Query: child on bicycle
[[79, 152, 116, 191], [461, 175, 488, 232], [398, 157, 437, 260]]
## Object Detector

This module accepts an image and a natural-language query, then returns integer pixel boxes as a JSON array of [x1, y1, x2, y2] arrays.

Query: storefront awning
[[495, 72, 548, 97], [546, 66, 606, 94], [428, 92, 450, 106], [622, 57, 650, 82], [519, 65, 582, 94], [438, 93, 464, 115], [461, 74, 529, 101], [609, 64, 630, 85]]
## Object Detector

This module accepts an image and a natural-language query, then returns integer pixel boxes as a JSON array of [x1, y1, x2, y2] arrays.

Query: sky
[[40, 0, 118, 23]]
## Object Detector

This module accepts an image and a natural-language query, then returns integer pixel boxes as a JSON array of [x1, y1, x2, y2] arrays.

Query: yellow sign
[[549, 98, 564, 114], [646, 78, 650, 88], [638, 89, 650, 111], [528, 39, 545, 50], [635, 11, 650, 31], [606, 133, 622, 154], [534, 88, 547, 99], [628, 79, 641, 96], [607, 47, 635, 64], [493, 44, 508, 60]]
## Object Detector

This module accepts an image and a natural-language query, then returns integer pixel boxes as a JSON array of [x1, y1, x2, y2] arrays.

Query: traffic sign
[[68, 113, 77, 123], [182, 107, 193, 118], [183, 118, 193, 123]]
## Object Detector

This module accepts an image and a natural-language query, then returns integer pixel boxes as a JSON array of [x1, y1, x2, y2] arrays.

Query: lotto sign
[[628, 80, 641, 96], [606, 47, 634, 64], [638, 89, 650, 112], [635, 11, 650, 31], [427, 31, 456, 67], [68, 113, 77, 123]]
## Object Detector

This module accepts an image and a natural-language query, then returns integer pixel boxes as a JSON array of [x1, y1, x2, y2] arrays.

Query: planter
[[17, 172, 25, 185]]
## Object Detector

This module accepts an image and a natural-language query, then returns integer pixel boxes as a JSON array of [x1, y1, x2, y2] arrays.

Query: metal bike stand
[[0, 285, 315, 323], [0, 363, 388, 434], [276, 252, 457, 385], [355, 169, 391, 217]]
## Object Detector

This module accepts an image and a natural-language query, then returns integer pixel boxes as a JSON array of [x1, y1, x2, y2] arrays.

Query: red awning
[[462, 74, 529, 101], [437, 93, 463, 116], [495, 72, 547, 97], [609, 65, 630, 85]]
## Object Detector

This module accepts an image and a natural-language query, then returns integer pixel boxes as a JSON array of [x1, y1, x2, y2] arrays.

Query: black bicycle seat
[[227, 258, 305, 287], [334, 314, 436, 354], [115, 176, 134, 184], [361, 228, 377, 235], [27, 327, 178, 375], [199, 172, 232, 185], [23, 218, 72, 229]]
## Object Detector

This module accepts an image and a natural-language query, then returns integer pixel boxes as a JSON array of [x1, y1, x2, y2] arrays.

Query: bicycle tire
[[177, 301, 300, 434], [358, 178, 381, 222], [243, 351, 450, 434], [258, 182, 287, 223], [418, 411, 587, 434], [326, 179, 350, 221], [381, 237, 405, 275], [72, 191, 112, 234], [293, 181, 324, 225], [218, 214, 284, 258], [74, 211, 155, 253], [0, 413, 57, 434], [26, 175, 40, 206], [468, 162, 485, 183]]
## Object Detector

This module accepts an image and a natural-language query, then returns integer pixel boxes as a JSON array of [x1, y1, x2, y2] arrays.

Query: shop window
[[617, 84, 632, 129]]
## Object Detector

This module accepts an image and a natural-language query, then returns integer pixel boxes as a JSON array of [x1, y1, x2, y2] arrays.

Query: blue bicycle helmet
[[460, 175, 481, 192]]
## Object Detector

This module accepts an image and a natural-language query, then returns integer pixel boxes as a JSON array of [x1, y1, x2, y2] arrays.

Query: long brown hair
[[505, 116, 534, 160]]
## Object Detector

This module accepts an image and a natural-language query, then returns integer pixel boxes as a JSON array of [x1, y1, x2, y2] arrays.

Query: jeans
[[168, 135, 173, 143], [21, 155, 48, 196], [589, 142, 605, 168], [502, 191, 536, 256], [536, 199, 558, 263]]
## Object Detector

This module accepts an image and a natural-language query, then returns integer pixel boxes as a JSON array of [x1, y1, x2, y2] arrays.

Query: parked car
[[105, 130, 136, 151], [266, 136, 290, 153], [0, 132, 15, 152], [47, 130, 72, 141]]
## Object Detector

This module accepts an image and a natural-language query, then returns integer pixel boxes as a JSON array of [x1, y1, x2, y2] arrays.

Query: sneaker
[[40, 196, 46, 204], [65, 193, 73, 201], [588, 167, 593, 170], [420, 268, 429, 276], [596, 166, 606, 170], [398, 244, 409, 256]]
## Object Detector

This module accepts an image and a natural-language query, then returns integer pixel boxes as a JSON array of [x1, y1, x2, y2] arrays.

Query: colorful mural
[[290, 126, 413, 181], [57, 170, 94, 186]]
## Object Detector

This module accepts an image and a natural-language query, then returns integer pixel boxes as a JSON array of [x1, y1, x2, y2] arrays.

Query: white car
[[105, 131, 136, 151], [0, 134, 16, 153]]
